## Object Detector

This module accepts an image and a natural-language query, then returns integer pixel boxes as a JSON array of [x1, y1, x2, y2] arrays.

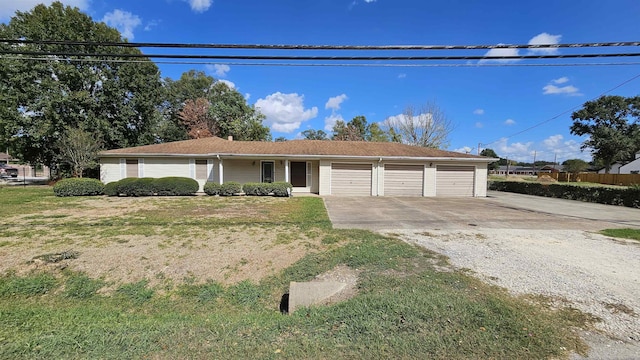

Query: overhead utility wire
[[3, 56, 640, 67], [2, 39, 639, 50], [482, 73, 640, 147], [2, 50, 640, 61]]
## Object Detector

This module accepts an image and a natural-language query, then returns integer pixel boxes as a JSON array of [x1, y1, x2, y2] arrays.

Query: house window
[[195, 160, 208, 179], [261, 161, 274, 183], [126, 159, 138, 178]]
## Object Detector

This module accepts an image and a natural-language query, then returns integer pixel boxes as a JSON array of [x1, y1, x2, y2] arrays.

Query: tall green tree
[[0, 2, 164, 167], [562, 159, 589, 176], [570, 95, 640, 173], [301, 129, 328, 140], [56, 127, 103, 177], [209, 82, 270, 141], [156, 70, 215, 142], [331, 116, 396, 142], [480, 148, 500, 171]]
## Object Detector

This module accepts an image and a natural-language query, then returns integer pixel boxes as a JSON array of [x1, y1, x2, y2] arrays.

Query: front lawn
[[0, 187, 590, 359], [600, 228, 640, 242]]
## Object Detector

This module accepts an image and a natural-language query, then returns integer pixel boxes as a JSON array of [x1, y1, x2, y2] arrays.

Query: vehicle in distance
[[0, 163, 18, 178]]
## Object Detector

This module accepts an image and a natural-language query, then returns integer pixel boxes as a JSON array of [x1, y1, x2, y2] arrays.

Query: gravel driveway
[[324, 194, 640, 358]]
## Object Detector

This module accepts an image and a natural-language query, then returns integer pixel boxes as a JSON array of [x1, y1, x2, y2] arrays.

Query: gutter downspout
[[377, 157, 382, 196]]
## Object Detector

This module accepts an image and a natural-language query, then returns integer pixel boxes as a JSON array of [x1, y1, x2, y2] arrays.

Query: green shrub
[[53, 178, 104, 197], [104, 181, 120, 196], [153, 177, 199, 196], [115, 178, 155, 196], [271, 182, 292, 197], [219, 181, 242, 196], [242, 182, 271, 196], [203, 182, 221, 196], [488, 181, 640, 208]]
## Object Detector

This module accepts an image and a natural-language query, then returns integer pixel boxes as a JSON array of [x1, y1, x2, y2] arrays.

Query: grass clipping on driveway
[[0, 187, 588, 359]]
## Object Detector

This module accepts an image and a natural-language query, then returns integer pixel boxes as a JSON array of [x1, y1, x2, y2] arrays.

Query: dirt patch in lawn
[[0, 196, 329, 290]]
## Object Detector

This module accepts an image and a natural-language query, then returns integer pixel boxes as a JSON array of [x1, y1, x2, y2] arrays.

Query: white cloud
[[144, 20, 160, 31], [543, 84, 581, 96], [475, 122, 484, 128], [552, 76, 569, 84], [324, 113, 344, 132], [491, 136, 590, 163], [244, 93, 251, 100], [473, 109, 485, 115], [184, 0, 212, 13], [453, 146, 473, 154], [217, 79, 236, 89], [0, 0, 89, 20], [494, 138, 534, 162], [541, 134, 590, 162], [528, 32, 562, 55], [542, 76, 582, 96], [211, 64, 230, 77], [479, 45, 520, 64], [102, 9, 142, 40], [543, 134, 564, 148], [255, 92, 318, 133], [325, 94, 348, 110], [398, 73, 407, 79], [504, 119, 516, 126], [364, 0, 376, 2]]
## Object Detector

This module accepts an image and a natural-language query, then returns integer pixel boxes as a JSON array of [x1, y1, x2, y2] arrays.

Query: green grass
[[600, 228, 640, 242], [0, 186, 591, 358]]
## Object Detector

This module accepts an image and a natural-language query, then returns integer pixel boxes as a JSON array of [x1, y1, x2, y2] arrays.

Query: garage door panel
[[436, 165, 474, 197], [331, 163, 372, 196], [384, 164, 424, 196]]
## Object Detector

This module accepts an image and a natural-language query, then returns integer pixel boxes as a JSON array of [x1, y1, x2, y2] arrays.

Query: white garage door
[[436, 165, 475, 197], [384, 164, 424, 196], [331, 163, 372, 196]]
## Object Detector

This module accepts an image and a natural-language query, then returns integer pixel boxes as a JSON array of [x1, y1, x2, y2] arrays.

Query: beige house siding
[[144, 157, 189, 179], [223, 159, 259, 183], [474, 163, 488, 197], [100, 158, 121, 184], [318, 160, 331, 195]]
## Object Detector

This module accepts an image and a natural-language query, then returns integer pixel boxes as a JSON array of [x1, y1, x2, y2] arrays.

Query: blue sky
[[1, 0, 639, 162]]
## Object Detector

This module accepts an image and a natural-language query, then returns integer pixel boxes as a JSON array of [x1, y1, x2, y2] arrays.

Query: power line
[[2, 39, 639, 50], [482, 73, 640, 147], [3, 56, 640, 67], [2, 49, 640, 61]]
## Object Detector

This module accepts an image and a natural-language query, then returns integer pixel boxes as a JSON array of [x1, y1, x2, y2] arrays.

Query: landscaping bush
[[53, 178, 104, 197], [271, 182, 292, 197], [104, 181, 120, 196], [203, 182, 221, 196], [153, 177, 199, 196], [219, 181, 242, 196], [242, 182, 271, 196], [488, 181, 640, 208], [116, 178, 156, 196]]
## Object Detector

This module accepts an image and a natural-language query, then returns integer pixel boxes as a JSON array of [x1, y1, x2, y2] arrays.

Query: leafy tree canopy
[[0, 2, 164, 167], [570, 95, 640, 173], [480, 148, 499, 171], [301, 129, 328, 140], [562, 159, 589, 174]]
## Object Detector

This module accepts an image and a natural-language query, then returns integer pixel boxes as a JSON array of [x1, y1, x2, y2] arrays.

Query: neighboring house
[[618, 151, 640, 174], [0, 152, 12, 164], [494, 165, 538, 175], [597, 152, 640, 174], [99, 136, 497, 197], [539, 164, 564, 173]]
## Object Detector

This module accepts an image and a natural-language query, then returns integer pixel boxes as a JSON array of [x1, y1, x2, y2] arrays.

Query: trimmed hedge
[[53, 178, 104, 197], [242, 182, 292, 197], [203, 182, 221, 196], [105, 177, 199, 197], [489, 181, 640, 208], [219, 182, 242, 196], [154, 177, 199, 196]]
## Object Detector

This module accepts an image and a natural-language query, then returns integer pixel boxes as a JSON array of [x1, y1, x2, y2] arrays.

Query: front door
[[290, 162, 306, 187], [261, 161, 274, 183]]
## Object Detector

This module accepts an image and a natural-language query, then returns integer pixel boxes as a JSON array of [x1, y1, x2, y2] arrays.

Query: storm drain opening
[[279, 293, 289, 314]]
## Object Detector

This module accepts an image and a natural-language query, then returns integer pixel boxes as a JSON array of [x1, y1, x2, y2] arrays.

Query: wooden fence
[[539, 172, 640, 186]]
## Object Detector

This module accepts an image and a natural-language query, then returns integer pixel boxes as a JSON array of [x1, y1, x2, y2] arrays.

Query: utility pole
[[532, 151, 537, 175], [506, 157, 509, 178], [477, 143, 482, 155]]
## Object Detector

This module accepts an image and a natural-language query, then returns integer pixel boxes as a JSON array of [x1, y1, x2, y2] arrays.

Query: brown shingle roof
[[100, 137, 486, 159]]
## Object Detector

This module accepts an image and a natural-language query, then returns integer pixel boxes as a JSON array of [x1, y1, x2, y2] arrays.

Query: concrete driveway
[[323, 191, 640, 230]]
